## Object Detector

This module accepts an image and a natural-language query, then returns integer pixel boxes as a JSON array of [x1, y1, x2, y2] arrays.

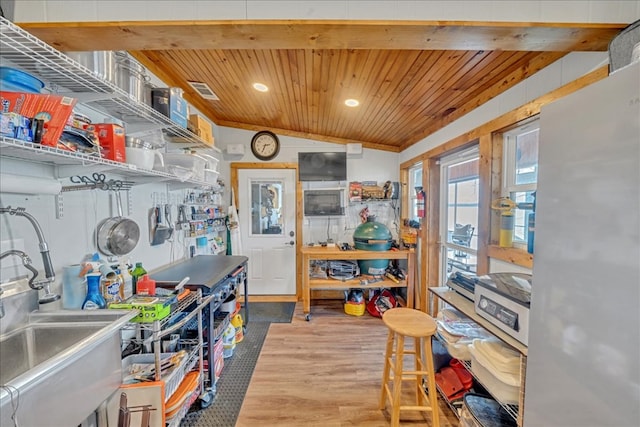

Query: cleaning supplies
[[119, 262, 133, 299], [136, 274, 156, 296], [102, 273, 123, 304], [130, 262, 147, 294], [222, 324, 236, 358], [231, 313, 244, 343], [82, 272, 106, 309]]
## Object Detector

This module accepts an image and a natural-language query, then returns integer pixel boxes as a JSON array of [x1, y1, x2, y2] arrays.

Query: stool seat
[[379, 308, 440, 427], [382, 308, 437, 338]]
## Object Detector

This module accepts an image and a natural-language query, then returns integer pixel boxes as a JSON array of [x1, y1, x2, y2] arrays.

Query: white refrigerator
[[524, 61, 639, 426]]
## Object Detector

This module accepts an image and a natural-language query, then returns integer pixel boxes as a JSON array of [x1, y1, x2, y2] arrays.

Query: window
[[408, 163, 423, 221], [503, 119, 539, 243], [250, 180, 284, 235], [440, 147, 479, 282]]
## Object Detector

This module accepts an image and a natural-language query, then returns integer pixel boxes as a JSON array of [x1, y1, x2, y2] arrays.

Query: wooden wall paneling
[[476, 134, 493, 275], [295, 174, 303, 300], [487, 245, 534, 269], [425, 157, 440, 315], [490, 132, 504, 246], [399, 168, 409, 222]]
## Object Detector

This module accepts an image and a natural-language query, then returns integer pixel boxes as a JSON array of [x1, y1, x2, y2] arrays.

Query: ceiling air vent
[[187, 81, 219, 100]]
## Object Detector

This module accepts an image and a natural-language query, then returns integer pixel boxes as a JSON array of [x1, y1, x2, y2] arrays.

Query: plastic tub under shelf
[[469, 342, 520, 405]]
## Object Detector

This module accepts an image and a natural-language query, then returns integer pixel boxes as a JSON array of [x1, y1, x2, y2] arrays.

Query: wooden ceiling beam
[[21, 20, 623, 52]]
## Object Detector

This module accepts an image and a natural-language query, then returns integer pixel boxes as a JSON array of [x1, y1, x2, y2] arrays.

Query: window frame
[[502, 118, 539, 244]]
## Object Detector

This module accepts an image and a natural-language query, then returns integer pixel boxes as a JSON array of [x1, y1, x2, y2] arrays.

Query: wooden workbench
[[300, 246, 415, 320]]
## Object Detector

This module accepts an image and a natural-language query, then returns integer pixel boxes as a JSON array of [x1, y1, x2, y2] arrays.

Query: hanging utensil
[[96, 190, 140, 256], [150, 204, 172, 246], [165, 204, 174, 240]]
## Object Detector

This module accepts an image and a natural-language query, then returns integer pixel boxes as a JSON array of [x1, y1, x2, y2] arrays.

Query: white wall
[[216, 126, 400, 244], [4, 0, 639, 23], [0, 158, 191, 293]]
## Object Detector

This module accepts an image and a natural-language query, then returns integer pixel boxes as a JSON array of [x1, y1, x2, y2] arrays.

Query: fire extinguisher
[[415, 187, 426, 218]]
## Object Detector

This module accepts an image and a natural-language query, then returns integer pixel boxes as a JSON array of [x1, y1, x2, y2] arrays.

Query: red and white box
[[88, 123, 126, 162], [0, 91, 76, 147]]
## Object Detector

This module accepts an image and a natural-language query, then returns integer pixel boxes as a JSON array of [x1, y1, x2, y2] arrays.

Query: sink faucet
[[0, 206, 60, 304]]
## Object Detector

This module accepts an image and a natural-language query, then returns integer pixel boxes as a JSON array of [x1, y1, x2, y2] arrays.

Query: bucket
[[220, 294, 236, 313], [63, 51, 117, 84], [114, 52, 149, 102]]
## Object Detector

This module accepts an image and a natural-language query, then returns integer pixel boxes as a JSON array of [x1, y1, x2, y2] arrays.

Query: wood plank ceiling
[[22, 21, 625, 152]]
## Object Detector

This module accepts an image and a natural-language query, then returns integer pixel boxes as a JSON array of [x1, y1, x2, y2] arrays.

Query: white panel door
[[238, 169, 296, 295]]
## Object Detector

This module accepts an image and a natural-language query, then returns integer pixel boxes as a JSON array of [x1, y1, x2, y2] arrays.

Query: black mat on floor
[[242, 301, 296, 323], [181, 321, 270, 426]]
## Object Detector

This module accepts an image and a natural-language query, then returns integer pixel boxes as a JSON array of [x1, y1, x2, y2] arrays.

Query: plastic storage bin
[[160, 152, 206, 181], [469, 340, 521, 405], [121, 351, 193, 401]]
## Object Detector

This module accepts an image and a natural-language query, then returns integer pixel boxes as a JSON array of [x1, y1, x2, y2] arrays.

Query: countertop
[[150, 255, 248, 288]]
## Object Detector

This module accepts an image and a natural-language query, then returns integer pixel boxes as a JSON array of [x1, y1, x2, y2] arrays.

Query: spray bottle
[[119, 260, 133, 299], [82, 272, 106, 310]]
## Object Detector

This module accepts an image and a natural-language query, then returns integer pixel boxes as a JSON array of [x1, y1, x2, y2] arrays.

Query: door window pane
[[440, 148, 479, 284], [250, 180, 284, 235]]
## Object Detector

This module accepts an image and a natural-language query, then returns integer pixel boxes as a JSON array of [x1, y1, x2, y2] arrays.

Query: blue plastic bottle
[[82, 272, 106, 309]]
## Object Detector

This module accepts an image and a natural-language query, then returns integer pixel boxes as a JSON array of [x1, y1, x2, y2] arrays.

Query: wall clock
[[250, 130, 280, 161]]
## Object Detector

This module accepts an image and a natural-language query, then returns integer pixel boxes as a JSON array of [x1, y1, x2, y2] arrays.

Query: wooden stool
[[379, 307, 440, 427]]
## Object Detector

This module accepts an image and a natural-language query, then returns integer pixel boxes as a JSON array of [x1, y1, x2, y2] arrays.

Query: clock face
[[251, 131, 280, 160]]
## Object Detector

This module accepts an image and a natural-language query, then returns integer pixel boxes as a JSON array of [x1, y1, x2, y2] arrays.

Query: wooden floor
[[236, 300, 459, 427]]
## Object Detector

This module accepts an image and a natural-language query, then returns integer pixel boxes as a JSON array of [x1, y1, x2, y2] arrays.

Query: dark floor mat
[[180, 321, 270, 426], [242, 301, 295, 323]]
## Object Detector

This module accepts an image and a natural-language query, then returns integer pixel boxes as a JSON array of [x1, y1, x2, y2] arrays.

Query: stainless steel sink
[[28, 310, 133, 324], [0, 322, 106, 385], [0, 279, 138, 427]]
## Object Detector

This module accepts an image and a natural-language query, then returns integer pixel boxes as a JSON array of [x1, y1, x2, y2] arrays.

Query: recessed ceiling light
[[345, 99, 359, 107], [253, 83, 269, 92]]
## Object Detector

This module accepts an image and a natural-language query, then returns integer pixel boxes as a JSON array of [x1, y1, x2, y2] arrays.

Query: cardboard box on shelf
[[151, 87, 188, 129], [0, 91, 76, 147], [88, 123, 126, 162], [187, 114, 214, 146], [349, 182, 362, 202]]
